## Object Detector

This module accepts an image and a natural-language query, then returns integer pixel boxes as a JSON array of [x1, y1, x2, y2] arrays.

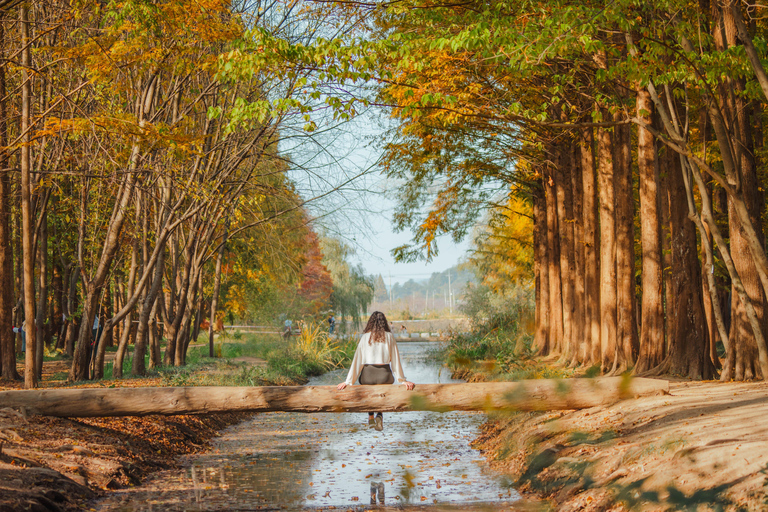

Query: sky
[[284, 105, 474, 286], [343, 201, 473, 283]]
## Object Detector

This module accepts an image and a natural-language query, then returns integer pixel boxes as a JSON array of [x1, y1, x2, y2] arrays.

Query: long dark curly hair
[[363, 311, 391, 344]]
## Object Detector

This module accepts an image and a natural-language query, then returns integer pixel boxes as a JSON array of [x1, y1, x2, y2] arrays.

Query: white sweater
[[343, 332, 408, 386]]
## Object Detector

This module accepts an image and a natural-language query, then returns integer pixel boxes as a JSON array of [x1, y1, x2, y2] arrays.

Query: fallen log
[[0, 377, 668, 418]]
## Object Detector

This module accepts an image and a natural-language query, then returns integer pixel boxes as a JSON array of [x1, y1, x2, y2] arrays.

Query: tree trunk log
[[0, 377, 670, 417]]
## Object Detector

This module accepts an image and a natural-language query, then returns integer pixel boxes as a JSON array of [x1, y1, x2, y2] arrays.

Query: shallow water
[[96, 342, 520, 511]]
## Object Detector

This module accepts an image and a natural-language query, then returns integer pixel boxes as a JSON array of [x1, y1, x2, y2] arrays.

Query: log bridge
[[0, 377, 669, 418]]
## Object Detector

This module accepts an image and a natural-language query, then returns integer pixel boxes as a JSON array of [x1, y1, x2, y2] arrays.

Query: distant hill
[[369, 265, 475, 316]]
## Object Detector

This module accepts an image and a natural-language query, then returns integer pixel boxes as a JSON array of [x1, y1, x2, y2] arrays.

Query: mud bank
[[472, 380, 768, 511], [0, 410, 251, 511]]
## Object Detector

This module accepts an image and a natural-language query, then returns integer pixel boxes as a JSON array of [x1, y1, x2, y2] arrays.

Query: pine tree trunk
[[533, 181, 550, 355], [635, 90, 665, 373], [580, 127, 600, 366], [597, 121, 618, 372], [665, 149, 713, 379], [20, 2, 37, 388], [555, 146, 575, 362], [726, 96, 767, 380], [0, 19, 19, 381], [546, 165, 563, 354], [614, 121, 638, 371], [570, 142, 585, 365]]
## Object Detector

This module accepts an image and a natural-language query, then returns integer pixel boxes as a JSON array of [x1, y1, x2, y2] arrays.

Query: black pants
[[359, 364, 394, 385]]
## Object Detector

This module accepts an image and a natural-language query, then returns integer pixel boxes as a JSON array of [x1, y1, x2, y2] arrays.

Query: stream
[[95, 341, 521, 511]]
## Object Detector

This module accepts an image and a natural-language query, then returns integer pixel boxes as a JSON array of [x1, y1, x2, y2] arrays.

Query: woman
[[337, 311, 415, 431]]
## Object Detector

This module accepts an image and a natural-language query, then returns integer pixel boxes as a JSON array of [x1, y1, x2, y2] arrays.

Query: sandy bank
[[474, 380, 768, 510]]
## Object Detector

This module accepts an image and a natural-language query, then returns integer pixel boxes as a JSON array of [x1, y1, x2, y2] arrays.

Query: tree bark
[[614, 120, 638, 371], [113, 236, 139, 379], [0, 377, 671, 417], [701, 180, 720, 369], [570, 142, 585, 366], [533, 180, 550, 355], [0, 19, 19, 381], [208, 224, 229, 357], [20, 2, 37, 389], [555, 145, 575, 362], [635, 90, 665, 373], [580, 127, 600, 366], [726, 98, 767, 380], [35, 208, 48, 379], [132, 247, 165, 376], [70, 170, 138, 381], [597, 121, 618, 372], [663, 149, 713, 379], [545, 165, 563, 355]]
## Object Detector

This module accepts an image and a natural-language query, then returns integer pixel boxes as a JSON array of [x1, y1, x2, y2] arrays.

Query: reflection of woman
[[337, 311, 415, 431]]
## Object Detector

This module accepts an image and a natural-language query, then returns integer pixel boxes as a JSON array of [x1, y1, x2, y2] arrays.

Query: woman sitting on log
[[337, 311, 415, 431]]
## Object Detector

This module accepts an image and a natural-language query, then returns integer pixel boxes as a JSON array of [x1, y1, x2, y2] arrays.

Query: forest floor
[[470, 376, 768, 511], [0, 350, 270, 512]]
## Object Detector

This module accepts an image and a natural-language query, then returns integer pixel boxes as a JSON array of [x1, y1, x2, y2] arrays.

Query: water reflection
[[95, 342, 520, 511]]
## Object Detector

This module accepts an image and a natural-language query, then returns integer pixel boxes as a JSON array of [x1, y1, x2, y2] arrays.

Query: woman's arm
[[338, 336, 365, 389], [388, 334, 409, 385]]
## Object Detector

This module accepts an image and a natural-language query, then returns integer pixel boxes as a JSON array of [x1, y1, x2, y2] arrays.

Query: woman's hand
[[403, 381, 415, 390], [337, 382, 348, 390]]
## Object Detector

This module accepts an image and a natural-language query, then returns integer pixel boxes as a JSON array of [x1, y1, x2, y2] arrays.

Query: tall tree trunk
[[208, 225, 228, 357], [35, 209, 48, 379], [70, 169, 138, 381], [0, 19, 19, 381], [545, 165, 563, 355], [635, 90, 665, 373], [570, 142, 585, 366], [114, 236, 139, 379], [64, 266, 79, 357], [662, 149, 713, 379], [555, 145, 575, 363], [132, 249, 165, 376], [614, 121, 638, 371], [725, 95, 767, 380], [701, 179, 722, 369], [147, 297, 161, 369], [20, 2, 37, 388], [597, 121, 618, 373], [191, 272, 204, 344], [52, 262, 64, 350], [178, 260, 203, 366], [533, 181, 550, 356], [580, 127, 600, 366]]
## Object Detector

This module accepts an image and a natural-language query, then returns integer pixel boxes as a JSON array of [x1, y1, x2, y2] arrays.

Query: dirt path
[[476, 380, 768, 510], [0, 355, 266, 511]]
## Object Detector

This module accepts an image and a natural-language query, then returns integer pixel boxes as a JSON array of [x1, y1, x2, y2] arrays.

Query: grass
[[444, 311, 573, 381], [173, 328, 357, 386], [18, 328, 358, 388]]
